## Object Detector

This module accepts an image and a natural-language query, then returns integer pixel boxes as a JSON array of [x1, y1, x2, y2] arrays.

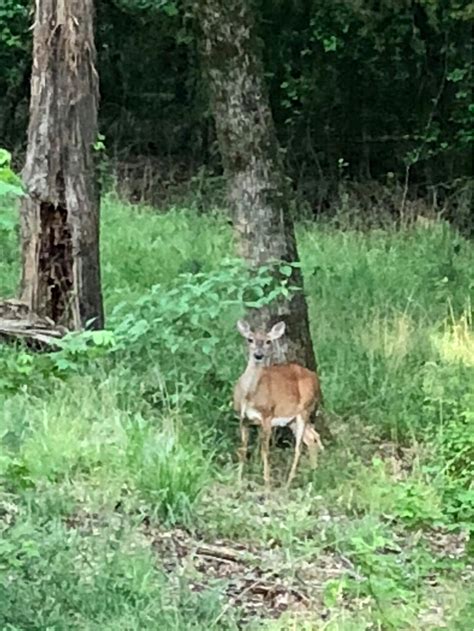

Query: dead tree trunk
[[20, 0, 103, 330], [198, 1, 316, 371]]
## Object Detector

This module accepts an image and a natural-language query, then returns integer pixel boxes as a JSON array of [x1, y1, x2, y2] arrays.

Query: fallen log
[[0, 299, 67, 348]]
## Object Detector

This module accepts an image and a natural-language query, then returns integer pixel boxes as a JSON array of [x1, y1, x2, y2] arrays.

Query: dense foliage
[[1, 0, 472, 217]]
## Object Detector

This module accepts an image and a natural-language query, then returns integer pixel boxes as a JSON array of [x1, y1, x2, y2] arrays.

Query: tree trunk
[[197, 1, 316, 372], [20, 0, 103, 330]]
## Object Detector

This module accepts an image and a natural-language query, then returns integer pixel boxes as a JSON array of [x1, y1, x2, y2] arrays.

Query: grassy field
[[0, 195, 473, 629]]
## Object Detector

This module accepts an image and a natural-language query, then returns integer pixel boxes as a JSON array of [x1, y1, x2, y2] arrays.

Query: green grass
[[0, 195, 473, 629]]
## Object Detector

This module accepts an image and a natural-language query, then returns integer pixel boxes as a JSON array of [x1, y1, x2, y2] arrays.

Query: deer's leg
[[313, 409, 325, 451], [260, 419, 272, 489], [306, 438, 318, 469], [238, 419, 249, 483], [286, 414, 305, 487], [290, 419, 320, 468], [303, 425, 323, 469]]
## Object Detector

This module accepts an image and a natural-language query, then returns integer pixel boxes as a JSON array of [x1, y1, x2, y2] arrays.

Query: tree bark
[[20, 0, 103, 330], [197, 1, 316, 371]]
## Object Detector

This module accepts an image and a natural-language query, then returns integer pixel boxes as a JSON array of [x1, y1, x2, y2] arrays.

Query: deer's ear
[[237, 319, 251, 338], [268, 321, 286, 340]]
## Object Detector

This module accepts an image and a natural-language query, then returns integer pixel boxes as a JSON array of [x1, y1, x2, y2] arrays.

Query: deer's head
[[237, 319, 286, 366]]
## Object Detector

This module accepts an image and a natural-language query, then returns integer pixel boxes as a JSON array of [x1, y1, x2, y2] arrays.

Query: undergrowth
[[0, 194, 473, 629]]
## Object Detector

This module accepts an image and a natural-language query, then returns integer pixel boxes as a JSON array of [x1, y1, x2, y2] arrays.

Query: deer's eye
[[265, 340, 271, 345], [247, 338, 254, 344]]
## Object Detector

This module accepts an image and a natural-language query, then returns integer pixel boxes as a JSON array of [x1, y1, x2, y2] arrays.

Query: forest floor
[[0, 195, 473, 630]]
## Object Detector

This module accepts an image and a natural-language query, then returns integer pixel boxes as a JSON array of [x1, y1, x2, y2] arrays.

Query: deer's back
[[235, 362, 320, 418]]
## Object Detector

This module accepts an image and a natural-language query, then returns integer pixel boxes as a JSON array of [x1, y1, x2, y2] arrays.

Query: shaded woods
[[1, 0, 472, 227]]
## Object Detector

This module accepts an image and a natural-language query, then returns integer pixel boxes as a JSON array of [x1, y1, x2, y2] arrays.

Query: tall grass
[[0, 195, 473, 628]]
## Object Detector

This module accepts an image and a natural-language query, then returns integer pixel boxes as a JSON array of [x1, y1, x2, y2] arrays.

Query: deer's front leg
[[238, 418, 249, 483]]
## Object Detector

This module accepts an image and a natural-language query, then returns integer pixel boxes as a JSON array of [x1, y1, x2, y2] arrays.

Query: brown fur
[[234, 320, 324, 488]]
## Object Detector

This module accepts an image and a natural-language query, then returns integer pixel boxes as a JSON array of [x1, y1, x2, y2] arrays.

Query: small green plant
[[437, 404, 474, 535], [126, 414, 212, 522], [0, 331, 117, 395], [422, 362, 474, 533], [344, 456, 444, 528], [0, 148, 23, 198]]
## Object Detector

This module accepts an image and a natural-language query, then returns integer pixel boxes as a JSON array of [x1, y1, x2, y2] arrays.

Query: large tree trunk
[[198, 1, 316, 372], [20, 0, 103, 330]]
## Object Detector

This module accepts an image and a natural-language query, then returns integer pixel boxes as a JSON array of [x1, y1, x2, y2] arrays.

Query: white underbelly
[[242, 404, 295, 428], [271, 416, 296, 427], [242, 405, 263, 423]]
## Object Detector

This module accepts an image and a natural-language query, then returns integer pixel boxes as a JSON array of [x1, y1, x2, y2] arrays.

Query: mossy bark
[[198, 0, 316, 371]]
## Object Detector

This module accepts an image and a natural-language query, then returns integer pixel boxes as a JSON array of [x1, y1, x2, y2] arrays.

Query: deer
[[233, 319, 324, 488]]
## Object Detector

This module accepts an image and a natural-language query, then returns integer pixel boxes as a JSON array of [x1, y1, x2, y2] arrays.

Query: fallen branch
[[195, 542, 248, 563], [0, 300, 67, 347]]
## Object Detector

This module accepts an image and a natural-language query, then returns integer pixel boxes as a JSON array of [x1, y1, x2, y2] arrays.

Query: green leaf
[[279, 264, 293, 277], [0, 148, 12, 168], [0, 180, 23, 198], [162, 1, 178, 16]]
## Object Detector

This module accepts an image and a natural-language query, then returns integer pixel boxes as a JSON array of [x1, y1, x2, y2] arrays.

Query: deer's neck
[[240, 358, 267, 398]]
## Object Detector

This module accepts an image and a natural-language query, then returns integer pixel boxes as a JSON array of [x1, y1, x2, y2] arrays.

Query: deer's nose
[[254, 351, 264, 361]]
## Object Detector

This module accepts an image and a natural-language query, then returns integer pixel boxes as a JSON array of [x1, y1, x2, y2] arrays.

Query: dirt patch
[[62, 501, 473, 628], [145, 525, 352, 625]]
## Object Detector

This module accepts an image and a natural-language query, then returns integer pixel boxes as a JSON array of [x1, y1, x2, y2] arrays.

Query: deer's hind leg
[[289, 416, 322, 470], [286, 414, 305, 487], [303, 425, 323, 469]]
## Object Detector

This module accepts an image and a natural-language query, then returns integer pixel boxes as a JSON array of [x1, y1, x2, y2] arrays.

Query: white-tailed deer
[[233, 319, 323, 488]]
